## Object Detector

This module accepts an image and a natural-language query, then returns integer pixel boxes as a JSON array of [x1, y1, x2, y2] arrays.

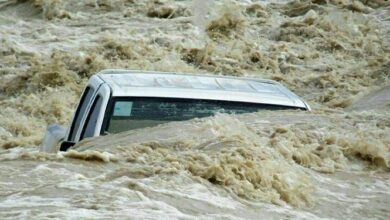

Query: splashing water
[[0, 0, 389, 219]]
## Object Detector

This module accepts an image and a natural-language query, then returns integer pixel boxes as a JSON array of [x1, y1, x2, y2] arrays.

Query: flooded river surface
[[0, 0, 389, 219]]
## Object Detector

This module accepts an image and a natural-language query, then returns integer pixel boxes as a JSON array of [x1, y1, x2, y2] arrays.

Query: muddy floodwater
[[0, 0, 389, 219]]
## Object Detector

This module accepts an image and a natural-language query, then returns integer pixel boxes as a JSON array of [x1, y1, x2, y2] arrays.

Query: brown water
[[0, 0, 389, 219]]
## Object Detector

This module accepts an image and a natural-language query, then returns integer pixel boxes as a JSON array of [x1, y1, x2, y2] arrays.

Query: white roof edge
[[96, 69, 280, 85], [95, 69, 310, 110]]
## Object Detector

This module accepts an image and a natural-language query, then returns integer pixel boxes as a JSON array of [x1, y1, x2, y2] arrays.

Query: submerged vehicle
[[41, 69, 311, 152]]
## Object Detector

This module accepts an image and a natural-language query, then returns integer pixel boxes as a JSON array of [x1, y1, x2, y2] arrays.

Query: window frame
[[101, 96, 304, 134], [67, 86, 95, 141], [74, 83, 111, 142], [80, 95, 104, 140]]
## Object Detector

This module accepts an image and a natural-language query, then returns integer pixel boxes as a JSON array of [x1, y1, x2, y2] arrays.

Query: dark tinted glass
[[105, 98, 298, 134], [81, 95, 103, 140], [69, 87, 95, 141]]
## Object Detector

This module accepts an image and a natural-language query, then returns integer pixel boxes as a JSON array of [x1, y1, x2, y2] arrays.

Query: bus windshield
[[104, 97, 300, 134]]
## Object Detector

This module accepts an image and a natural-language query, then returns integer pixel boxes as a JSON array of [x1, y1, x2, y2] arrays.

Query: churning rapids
[[0, 0, 389, 219]]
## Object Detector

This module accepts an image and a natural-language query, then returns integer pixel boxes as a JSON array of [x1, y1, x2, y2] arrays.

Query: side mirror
[[60, 141, 76, 151], [40, 124, 67, 153]]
